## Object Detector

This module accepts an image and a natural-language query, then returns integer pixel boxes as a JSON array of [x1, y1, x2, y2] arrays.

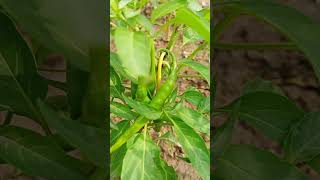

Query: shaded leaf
[[38, 100, 107, 168], [216, 145, 308, 180], [0, 126, 90, 180], [224, 92, 304, 142], [0, 12, 47, 121], [284, 112, 320, 163]]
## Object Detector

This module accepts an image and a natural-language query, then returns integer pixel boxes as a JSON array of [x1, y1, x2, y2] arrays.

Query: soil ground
[[213, 0, 320, 179]]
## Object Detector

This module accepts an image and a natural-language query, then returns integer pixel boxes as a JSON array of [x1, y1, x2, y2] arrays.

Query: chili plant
[[213, 0, 320, 179], [110, 0, 210, 179], [0, 1, 107, 180]]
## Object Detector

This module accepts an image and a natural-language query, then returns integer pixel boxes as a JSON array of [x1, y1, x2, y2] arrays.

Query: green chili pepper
[[110, 70, 178, 154], [136, 76, 151, 103]]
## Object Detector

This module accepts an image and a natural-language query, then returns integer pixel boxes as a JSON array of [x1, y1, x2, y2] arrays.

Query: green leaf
[[212, 114, 236, 159], [0, 126, 90, 180], [221, 0, 320, 82], [114, 28, 153, 83], [111, 121, 130, 178], [180, 59, 210, 85], [224, 92, 304, 142], [111, 102, 138, 120], [175, 7, 209, 42], [284, 112, 320, 163], [119, 0, 133, 9], [197, 96, 210, 113], [166, 113, 209, 180], [0, 12, 47, 121], [216, 145, 308, 180], [123, 96, 162, 120], [182, 87, 205, 106], [121, 132, 176, 180], [110, 66, 124, 99], [151, 0, 186, 22], [243, 77, 283, 95], [38, 100, 107, 168], [0, 0, 106, 71], [172, 106, 209, 135]]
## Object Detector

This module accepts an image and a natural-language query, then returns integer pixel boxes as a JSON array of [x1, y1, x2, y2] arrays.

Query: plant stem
[[3, 111, 13, 125], [215, 42, 298, 50]]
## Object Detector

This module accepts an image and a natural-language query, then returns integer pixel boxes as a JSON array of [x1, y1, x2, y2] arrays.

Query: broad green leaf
[[111, 102, 138, 120], [0, 12, 47, 121], [121, 133, 176, 180], [172, 106, 209, 135], [221, 0, 320, 82], [114, 28, 153, 83], [243, 77, 283, 95], [0, 0, 107, 71], [182, 87, 205, 106], [38, 101, 107, 168], [0, 126, 90, 180], [123, 7, 141, 18], [284, 112, 320, 163], [111, 121, 130, 178], [166, 113, 209, 180], [151, 0, 186, 22], [66, 63, 89, 119], [123, 96, 162, 120], [224, 92, 304, 142], [216, 145, 308, 180], [175, 7, 209, 42], [180, 59, 210, 85]]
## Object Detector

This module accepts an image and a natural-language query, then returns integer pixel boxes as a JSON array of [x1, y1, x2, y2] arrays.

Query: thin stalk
[[215, 42, 298, 50]]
